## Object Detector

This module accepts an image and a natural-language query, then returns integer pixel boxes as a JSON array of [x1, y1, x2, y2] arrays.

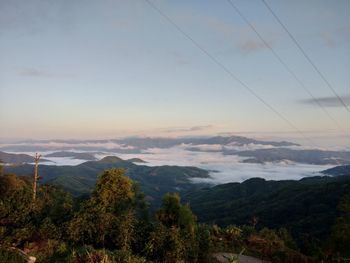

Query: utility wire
[[144, 0, 316, 147], [144, 0, 349, 174], [226, 0, 344, 132], [230, 0, 349, 171], [261, 0, 350, 113]]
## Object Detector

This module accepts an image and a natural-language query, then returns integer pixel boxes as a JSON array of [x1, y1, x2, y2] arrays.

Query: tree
[[330, 195, 350, 258], [156, 193, 196, 230], [0, 174, 32, 246], [146, 224, 185, 263], [0, 173, 73, 256], [69, 169, 137, 250], [146, 193, 198, 263], [0, 159, 4, 176]]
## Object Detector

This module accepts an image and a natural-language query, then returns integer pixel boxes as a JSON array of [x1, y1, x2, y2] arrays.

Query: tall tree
[[147, 193, 198, 263], [0, 159, 4, 176], [69, 168, 137, 250], [330, 195, 350, 258]]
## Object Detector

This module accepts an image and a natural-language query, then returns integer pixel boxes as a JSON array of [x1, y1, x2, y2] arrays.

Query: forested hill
[[0, 151, 50, 164], [5, 169, 345, 263], [322, 164, 350, 176], [183, 174, 350, 246], [4, 156, 209, 206]]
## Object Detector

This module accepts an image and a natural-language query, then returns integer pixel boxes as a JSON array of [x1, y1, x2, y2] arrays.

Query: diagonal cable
[[226, 0, 344, 131], [144, 0, 316, 147], [261, 0, 350, 113]]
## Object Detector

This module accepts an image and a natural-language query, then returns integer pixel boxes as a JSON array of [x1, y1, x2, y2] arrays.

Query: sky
[[0, 0, 349, 145]]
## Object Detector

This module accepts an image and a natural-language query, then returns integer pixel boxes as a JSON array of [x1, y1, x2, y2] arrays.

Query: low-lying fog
[[9, 143, 333, 184]]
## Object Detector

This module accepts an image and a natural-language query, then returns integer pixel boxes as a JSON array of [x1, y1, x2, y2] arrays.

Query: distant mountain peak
[[0, 151, 50, 165], [322, 164, 350, 177], [45, 151, 97, 160], [98, 156, 125, 163], [126, 158, 147, 163]]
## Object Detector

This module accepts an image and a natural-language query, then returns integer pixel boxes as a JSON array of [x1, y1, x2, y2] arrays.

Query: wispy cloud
[[238, 39, 268, 53], [300, 94, 350, 107], [318, 25, 350, 48], [102, 145, 333, 184], [202, 15, 274, 54], [169, 51, 190, 66], [164, 125, 214, 133], [17, 67, 74, 78], [320, 32, 336, 48]]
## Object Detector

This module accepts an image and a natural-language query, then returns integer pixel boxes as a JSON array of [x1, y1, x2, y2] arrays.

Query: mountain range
[[322, 164, 350, 176], [0, 135, 298, 153], [183, 174, 350, 246], [0, 151, 50, 165], [4, 156, 209, 206], [226, 148, 350, 165], [2, 135, 349, 166], [45, 151, 97, 160]]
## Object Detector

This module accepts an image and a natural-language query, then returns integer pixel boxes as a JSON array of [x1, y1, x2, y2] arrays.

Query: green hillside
[[183, 175, 350, 252], [4, 156, 209, 207]]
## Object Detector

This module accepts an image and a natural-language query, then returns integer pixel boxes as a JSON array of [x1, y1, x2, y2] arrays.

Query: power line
[[261, 0, 350, 113], [144, 0, 349, 174], [226, 0, 344, 132], [144, 0, 316, 147]]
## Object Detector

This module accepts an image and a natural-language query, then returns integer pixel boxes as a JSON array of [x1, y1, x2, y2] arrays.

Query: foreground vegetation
[[0, 168, 349, 262], [184, 174, 350, 259], [4, 156, 210, 207]]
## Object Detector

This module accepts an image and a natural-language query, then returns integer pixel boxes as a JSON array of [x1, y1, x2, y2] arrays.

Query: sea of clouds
[[110, 145, 333, 184], [0, 140, 336, 184]]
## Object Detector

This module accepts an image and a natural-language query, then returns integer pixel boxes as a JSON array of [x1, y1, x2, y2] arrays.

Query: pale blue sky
[[0, 0, 349, 142]]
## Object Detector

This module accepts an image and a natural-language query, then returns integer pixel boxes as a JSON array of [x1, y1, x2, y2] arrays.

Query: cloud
[[0, 140, 138, 153], [17, 67, 74, 78], [202, 15, 273, 54], [0, 0, 76, 35], [164, 125, 213, 133], [320, 32, 336, 48], [189, 125, 213, 131], [97, 145, 333, 184], [114, 19, 131, 29], [0, 140, 336, 182], [318, 26, 350, 48], [238, 39, 268, 53], [300, 94, 350, 108], [18, 68, 53, 77], [169, 51, 190, 66], [204, 16, 236, 38]]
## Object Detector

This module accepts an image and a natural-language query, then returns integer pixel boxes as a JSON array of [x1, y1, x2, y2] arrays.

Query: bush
[[0, 247, 29, 263], [68, 246, 146, 263]]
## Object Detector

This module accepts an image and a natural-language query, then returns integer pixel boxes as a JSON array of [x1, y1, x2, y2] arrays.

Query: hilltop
[[4, 156, 209, 207]]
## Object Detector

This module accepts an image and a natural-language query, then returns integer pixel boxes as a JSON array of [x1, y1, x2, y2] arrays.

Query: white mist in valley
[[0, 139, 339, 184], [36, 146, 334, 184]]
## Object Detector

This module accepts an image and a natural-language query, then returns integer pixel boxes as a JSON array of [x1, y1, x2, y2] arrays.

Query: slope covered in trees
[[44, 151, 97, 161], [4, 169, 349, 262], [4, 156, 209, 207], [0, 151, 50, 165], [322, 164, 350, 176], [183, 175, 350, 257]]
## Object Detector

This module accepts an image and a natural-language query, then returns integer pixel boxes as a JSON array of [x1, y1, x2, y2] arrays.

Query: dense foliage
[[4, 157, 209, 207], [1, 169, 349, 262], [183, 175, 350, 260]]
